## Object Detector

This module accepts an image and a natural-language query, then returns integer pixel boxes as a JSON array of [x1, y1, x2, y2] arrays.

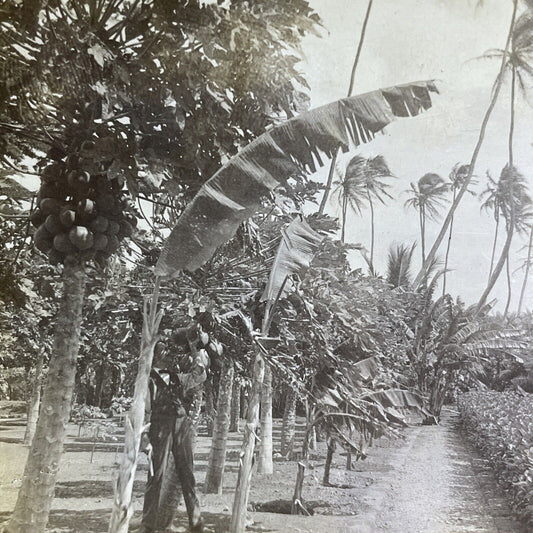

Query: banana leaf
[[155, 80, 439, 277], [351, 355, 380, 381], [261, 215, 323, 304]]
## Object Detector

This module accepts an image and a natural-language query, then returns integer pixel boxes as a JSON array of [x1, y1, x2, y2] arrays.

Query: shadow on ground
[[0, 510, 273, 533]]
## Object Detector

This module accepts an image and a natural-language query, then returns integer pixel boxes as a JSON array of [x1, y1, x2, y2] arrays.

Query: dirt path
[[0, 407, 525, 532], [374, 409, 521, 533]]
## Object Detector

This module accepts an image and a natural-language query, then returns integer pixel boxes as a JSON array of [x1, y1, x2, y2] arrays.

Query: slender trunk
[[478, 63, 517, 312], [229, 378, 241, 433], [368, 191, 375, 270], [280, 388, 297, 458], [204, 360, 234, 494], [419, 207, 425, 265], [413, 0, 518, 289], [504, 255, 512, 317], [442, 188, 457, 296], [257, 364, 273, 474], [6, 259, 86, 533], [517, 225, 533, 313], [23, 349, 45, 446], [488, 214, 500, 281], [323, 439, 336, 486], [108, 278, 163, 533], [230, 353, 265, 533], [318, 0, 374, 214], [341, 194, 347, 243]]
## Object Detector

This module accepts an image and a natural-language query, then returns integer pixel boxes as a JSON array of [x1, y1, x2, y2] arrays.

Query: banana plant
[[114, 80, 439, 533]]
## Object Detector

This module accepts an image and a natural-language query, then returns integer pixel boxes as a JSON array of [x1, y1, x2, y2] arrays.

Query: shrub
[[458, 391, 533, 530]]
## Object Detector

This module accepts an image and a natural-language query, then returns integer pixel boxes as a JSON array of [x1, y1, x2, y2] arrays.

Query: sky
[[300, 0, 533, 312]]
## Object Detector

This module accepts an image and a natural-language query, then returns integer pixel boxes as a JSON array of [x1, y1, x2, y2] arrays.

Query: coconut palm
[[413, 0, 519, 288], [478, 165, 533, 313], [333, 155, 393, 268], [319, 0, 374, 214], [404, 173, 448, 265], [480, 171, 505, 281], [442, 164, 472, 295]]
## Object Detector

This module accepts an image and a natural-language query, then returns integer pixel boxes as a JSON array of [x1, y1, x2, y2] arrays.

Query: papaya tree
[[1, 1, 323, 531]]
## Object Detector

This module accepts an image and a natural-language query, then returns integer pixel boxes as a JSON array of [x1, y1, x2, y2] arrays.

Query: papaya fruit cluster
[[31, 149, 136, 267]]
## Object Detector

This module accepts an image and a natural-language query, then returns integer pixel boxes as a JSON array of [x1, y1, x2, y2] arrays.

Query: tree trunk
[[291, 463, 308, 515], [478, 63, 517, 313], [6, 259, 86, 533], [230, 353, 264, 533], [229, 378, 241, 433], [517, 225, 533, 314], [23, 349, 45, 446], [257, 364, 273, 474], [205, 377, 215, 437], [318, 0, 374, 214], [341, 194, 347, 243], [108, 279, 163, 533], [442, 188, 457, 296], [280, 388, 297, 458], [368, 191, 375, 270], [204, 360, 234, 494], [488, 214, 500, 282], [323, 439, 336, 486], [504, 255, 512, 317], [413, 0, 518, 289]]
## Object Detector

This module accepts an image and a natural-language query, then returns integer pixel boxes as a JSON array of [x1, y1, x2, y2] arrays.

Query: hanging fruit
[[69, 226, 94, 250]]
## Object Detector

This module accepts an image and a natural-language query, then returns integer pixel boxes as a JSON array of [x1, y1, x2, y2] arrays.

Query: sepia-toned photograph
[[0, 1, 532, 532]]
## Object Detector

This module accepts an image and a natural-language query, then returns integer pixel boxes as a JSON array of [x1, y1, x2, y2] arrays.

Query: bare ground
[[0, 404, 525, 533]]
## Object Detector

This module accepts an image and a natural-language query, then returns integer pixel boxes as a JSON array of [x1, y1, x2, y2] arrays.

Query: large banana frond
[[155, 80, 439, 277], [261, 216, 323, 303]]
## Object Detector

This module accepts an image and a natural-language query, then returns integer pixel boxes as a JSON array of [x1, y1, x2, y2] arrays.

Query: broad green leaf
[[155, 80, 439, 277]]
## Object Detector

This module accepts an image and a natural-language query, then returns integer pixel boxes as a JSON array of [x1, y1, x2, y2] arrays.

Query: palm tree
[[478, 7, 533, 313], [333, 154, 393, 268], [386, 242, 416, 289], [319, 0, 374, 214], [404, 173, 448, 265], [517, 224, 533, 313], [413, 0, 519, 288], [480, 171, 505, 281], [442, 164, 472, 295], [478, 165, 533, 312]]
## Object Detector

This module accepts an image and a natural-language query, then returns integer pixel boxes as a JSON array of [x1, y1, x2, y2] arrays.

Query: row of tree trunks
[[204, 360, 234, 494], [6, 260, 87, 533]]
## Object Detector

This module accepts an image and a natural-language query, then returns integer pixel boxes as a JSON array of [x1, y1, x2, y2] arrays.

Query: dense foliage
[[458, 391, 533, 529]]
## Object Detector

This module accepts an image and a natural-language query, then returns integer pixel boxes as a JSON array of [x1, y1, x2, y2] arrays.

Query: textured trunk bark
[[229, 378, 240, 433], [230, 353, 264, 533], [257, 364, 273, 474], [108, 279, 163, 533], [204, 360, 234, 494], [205, 377, 215, 438], [323, 439, 336, 486], [6, 259, 86, 533], [23, 350, 45, 447], [280, 388, 296, 458]]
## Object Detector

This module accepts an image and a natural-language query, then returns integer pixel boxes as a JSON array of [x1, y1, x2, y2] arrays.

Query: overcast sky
[[301, 0, 533, 312]]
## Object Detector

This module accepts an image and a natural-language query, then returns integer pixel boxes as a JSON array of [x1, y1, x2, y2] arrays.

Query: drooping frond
[[155, 80, 439, 276]]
